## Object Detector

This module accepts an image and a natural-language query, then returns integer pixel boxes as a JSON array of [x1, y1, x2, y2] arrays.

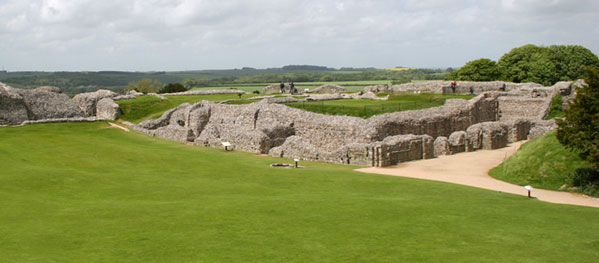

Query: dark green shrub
[[159, 83, 187, 94], [569, 168, 599, 196]]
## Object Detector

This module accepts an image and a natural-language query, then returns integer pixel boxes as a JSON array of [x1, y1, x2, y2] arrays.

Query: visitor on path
[[469, 87, 474, 95], [280, 81, 285, 93], [290, 82, 295, 94], [451, 81, 457, 93], [500, 83, 506, 91]]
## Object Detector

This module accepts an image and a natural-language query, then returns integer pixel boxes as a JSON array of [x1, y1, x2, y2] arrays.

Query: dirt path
[[108, 122, 130, 132], [356, 142, 599, 208]]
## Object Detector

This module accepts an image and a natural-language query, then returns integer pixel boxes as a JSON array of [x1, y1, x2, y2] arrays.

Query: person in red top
[[451, 81, 457, 93]]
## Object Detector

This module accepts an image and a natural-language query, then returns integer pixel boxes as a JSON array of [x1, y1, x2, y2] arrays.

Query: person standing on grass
[[451, 81, 457, 93], [280, 81, 285, 93], [290, 82, 295, 94]]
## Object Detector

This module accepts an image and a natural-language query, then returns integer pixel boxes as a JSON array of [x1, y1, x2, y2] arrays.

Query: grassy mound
[[489, 131, 594, 194], [285, 93, 475, 118], [1, 122, 599, 262]]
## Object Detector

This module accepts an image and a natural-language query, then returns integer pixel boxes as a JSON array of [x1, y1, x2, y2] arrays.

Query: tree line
[[447, 44, 599, 86]]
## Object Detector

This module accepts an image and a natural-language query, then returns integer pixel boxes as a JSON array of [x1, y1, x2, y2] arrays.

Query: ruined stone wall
[[131, 80, 567, 167], [497, 96, 547, 121], [135, 92, 503, 166], [0, 83, 127, 125], [366, 93, 499, 141], [374, 80, 544, 94], [1, 82, 85, 125]]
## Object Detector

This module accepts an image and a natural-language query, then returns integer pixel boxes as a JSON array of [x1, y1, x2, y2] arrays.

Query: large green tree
[[498, 44, 599, 86], [556, 67, 599, 169], [446, 58, 502, 81]]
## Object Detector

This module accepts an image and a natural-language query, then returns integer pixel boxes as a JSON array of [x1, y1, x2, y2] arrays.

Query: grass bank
[[116, 94, 259, 123], [1, 122, 599, 262], [489, 131, 595, 195]]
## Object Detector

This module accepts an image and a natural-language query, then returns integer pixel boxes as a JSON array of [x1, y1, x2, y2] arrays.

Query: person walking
[[451, 81, 457, 93], [280, 81, 285, 93], [290, 82, 295, 94]]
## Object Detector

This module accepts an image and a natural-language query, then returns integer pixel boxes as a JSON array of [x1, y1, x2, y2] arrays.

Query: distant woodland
[[0, 66, 450, 95]]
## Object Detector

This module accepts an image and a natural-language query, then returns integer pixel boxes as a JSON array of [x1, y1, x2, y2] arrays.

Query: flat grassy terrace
[[1, 122, 599, 262], [285, 93, 475, 118]]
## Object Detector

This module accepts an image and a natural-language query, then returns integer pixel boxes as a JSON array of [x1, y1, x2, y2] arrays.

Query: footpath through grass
[[285, 93, 475, 118], [490, 131, 597, 195], [1, 122, 599, 262]]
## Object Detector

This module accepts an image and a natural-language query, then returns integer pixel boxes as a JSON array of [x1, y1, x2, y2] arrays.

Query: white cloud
[[0, 0, 597, 70]]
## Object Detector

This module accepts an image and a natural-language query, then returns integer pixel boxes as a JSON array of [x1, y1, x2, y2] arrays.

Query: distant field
[[285, 93, 475, 118], [1, 122, 599, 262]]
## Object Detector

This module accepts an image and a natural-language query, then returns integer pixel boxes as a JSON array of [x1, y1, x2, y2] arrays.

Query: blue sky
[[1, 0, 598, 71]]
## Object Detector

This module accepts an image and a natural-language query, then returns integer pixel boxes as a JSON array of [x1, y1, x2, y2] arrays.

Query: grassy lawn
[[285, 93, 475, 118], [116, 94, 259, 123], [489, 131, 595, 195], [1, 122, 599, 262]]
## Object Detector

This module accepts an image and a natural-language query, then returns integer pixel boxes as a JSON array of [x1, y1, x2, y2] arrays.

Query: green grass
[[545, 94, 565, 119], [1, 122, 599, 262], [285, 93, 475, 118], [116, 94, 259, 123], [489, 131, 593, 193]]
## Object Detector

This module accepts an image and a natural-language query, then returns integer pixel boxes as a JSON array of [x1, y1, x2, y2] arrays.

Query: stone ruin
[[263, 83, 347, 94], [0, 82, 128, 126], [308, 84, 347, 93], [1, 79, 582, 167], [364, 80, 545, 95], [0, 81, 248, 126], [134, 80, 582, 167]]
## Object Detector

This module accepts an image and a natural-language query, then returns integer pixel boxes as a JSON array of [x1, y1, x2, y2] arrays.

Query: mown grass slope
[[1, 122, 599, 262], [489, 131, 594, 194]]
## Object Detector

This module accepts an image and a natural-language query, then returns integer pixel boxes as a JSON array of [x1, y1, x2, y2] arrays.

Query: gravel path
[[356, 141, 599, 208]]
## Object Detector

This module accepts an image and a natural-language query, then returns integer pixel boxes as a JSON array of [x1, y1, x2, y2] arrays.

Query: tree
[[159, 83, 187, 94], [125, 78, 162, 94], [446, 58, 502, 81], [498, 44, 599, 86], [556, 66, 599, 169], [548, 45, 599, 82], [497, 44, 549, 84]]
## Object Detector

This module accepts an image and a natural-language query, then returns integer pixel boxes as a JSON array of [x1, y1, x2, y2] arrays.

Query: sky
[[0, 0, 598, 71]]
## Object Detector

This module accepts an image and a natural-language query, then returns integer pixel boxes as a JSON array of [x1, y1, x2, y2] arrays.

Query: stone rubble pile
[[1, 83, 86, 125], [308, 84, 347, 93]]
